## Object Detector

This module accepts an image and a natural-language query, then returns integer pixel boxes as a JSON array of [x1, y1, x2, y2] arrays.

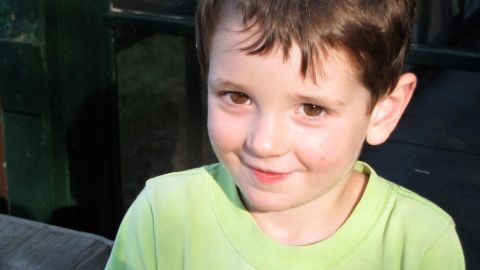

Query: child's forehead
[[211, 22, 360, 87]]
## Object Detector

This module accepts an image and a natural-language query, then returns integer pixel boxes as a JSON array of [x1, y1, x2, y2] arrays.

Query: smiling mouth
[[250, 167, 291, 184]]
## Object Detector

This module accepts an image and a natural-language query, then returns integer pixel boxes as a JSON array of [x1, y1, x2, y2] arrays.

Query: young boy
[[106, 0, 465, 269]]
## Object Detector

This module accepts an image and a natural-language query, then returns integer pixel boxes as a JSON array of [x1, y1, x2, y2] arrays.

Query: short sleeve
[[105, 190, 157, 270], [420, 224, 465, 270]]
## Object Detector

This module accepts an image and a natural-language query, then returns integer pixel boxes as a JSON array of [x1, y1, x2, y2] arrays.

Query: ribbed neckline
[[209, 162, 393, 270]]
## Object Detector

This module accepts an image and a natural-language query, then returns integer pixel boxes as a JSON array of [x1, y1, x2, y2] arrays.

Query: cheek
[[207, 107, 244, 155], [291, 131, 329, 171], [320, 123, 367, 165], [294, 123, 365, 167]]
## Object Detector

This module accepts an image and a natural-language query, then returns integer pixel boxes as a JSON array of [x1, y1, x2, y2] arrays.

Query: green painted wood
[[112, 0, 196, 16], [408, 44, 480, 72], [0, 0, 45, 43], [0, 0, 120, 237], [2, 111, 69, 221], [104, 11, 194, 36], [41, 0, 120, 238], [0, 42, 48, 113], [0, 1, 72, 222]]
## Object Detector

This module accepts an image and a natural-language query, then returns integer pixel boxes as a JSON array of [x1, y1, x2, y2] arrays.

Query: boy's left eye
[[300, 104, 325, 117]]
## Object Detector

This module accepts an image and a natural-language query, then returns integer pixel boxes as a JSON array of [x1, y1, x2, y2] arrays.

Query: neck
[[248, 171, 367, 246]]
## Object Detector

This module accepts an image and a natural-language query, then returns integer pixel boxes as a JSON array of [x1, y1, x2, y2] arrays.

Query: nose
[[244, 113, 291, 158]]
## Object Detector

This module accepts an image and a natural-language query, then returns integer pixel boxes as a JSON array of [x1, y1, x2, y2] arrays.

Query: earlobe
[[366, 73, 417, 145]]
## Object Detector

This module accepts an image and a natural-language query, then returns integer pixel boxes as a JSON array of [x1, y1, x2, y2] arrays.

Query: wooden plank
[[0, 214, 112, 270], [104, 11, 195, 36], [112, 0, 196, 16], [407, 45, 480, 72]]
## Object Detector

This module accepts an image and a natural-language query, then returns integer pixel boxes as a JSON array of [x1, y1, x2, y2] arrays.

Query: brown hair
[[196, 0, 417, 110]]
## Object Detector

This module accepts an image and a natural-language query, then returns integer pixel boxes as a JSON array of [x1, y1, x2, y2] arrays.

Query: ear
[[366, 73, 417, 145]]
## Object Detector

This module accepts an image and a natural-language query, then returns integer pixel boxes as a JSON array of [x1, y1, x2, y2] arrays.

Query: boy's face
[[207, 18, 375, 213]]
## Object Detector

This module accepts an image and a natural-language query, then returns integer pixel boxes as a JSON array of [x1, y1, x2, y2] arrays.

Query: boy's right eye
[[223, 91, 252, 105]]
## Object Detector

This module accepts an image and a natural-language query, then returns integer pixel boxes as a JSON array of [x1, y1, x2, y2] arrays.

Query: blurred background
[[0, 0, 479, 268]]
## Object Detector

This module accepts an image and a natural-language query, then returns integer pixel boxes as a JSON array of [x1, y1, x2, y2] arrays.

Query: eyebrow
[[208, 78, 247, 91]]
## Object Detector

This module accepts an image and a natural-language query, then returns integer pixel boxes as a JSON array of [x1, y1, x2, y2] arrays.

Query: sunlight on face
[[207, 14, 374, 213]]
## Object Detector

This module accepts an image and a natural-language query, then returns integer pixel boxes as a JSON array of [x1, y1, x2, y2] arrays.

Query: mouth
[[248, 166, 291, 184]]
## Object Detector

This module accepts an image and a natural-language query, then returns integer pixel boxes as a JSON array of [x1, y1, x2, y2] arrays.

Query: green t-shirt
[[106, 162, 465, 269]]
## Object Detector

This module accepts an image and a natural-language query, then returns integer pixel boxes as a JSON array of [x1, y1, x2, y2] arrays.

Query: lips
[[250, 166, 291, 184]]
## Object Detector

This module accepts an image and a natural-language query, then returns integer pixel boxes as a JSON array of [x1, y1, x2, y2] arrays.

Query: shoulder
[[362, 174, 465, 268], [375, 177, 459, 253], [355, 162, 456, 239], [358, 162, 454, 230], [379, 179, 465, 269], [107, 165, 222, 269], [143, 163, 220, 198], [137, 163, 221, 215], [386, 179, 454, 228]]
